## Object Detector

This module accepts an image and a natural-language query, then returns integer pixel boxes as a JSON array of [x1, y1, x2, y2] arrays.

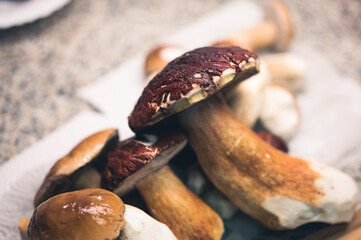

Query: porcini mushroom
[[26, 188, 177, 240], [213, 0, 293, 51], [129, 46, 359, 229], [29, 188, 126, 240], [143, 46, 305, 128], [33, 129, 119, 207], [102, 131, 224, 240]]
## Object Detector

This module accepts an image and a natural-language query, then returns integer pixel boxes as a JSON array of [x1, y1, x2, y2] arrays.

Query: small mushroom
[[26, 188, 177, 240], [129, 46, 359, 229], [102, 131, 224, 240], [145, 44, 185, 76], [262, 53, 307, 92], [259, 83, 300, 139], [33, 128, 119, 207], [213, 0, 293, 52]]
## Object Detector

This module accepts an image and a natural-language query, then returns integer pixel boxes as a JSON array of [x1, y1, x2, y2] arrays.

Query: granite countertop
[[0, 0, 360, 165]]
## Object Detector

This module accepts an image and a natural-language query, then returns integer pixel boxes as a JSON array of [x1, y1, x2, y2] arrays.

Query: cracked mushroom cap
[[33, 129, 119, 208], [28, 188, 125, 240], [129, 46, 259, 132], [102, 130, 187, 196]]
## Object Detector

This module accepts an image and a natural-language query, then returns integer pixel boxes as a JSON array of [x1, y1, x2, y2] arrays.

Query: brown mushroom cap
[[102, 130, 187, 195], [28, 189, 125, 240], [33, 129, 119, 208], [129, 46, 259, 132]]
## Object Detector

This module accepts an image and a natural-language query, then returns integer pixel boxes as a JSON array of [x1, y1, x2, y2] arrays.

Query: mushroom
[[28, 188, 125, 240], [143, 44, 305, 129], [213, 0, 293, 51], [26, 188, 177, 240], [259, 82, 301, 139], [145, 44, 185, 76], [262, 53, 307, 92], [129, 46, 359, 229], [33, 129, 119, 207], [102, 131, 224, 240]]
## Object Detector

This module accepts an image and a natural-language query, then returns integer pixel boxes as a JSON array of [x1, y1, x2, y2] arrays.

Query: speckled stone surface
[[0, 0, 360, 164]]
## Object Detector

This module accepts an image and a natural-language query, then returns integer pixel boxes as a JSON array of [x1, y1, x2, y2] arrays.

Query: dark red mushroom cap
[[129, 46, 259, 132], [102, 130, 187, 195]]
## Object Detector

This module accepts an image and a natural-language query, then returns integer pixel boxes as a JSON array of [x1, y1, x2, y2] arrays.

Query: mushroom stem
[[178, 94, 358, 229], [136, 165, 224, 240]]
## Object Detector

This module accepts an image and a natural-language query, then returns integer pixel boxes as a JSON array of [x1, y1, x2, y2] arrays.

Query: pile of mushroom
[[131, 46, 359, 229], [32, 128, 223, 240], [22, 0, 360, 238]]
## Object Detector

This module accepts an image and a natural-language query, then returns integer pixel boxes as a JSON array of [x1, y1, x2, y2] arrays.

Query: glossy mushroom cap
[[28, 189, 125, 240], [129, 46, 259, 132], [102, 130, 187, 195], [33, 129, 119, 207]]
